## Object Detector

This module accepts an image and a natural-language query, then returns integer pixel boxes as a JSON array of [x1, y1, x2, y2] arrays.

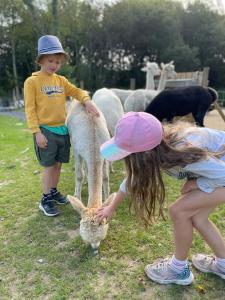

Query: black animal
[[145, 86, 218, 126]]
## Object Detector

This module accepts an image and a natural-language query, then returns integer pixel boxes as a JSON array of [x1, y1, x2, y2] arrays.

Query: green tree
[[1, 0, 225, 101], [100, 0, 185, 87], [181, 2, 225, 87], [0, 0, 26, 103]]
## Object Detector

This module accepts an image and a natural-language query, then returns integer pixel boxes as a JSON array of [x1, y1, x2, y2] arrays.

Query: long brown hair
[[124, 121, 225, 227], [125, 148, 165, 226]]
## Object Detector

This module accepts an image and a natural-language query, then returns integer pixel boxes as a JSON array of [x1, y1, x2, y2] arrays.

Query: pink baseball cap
[[100, 112, 163, 161]]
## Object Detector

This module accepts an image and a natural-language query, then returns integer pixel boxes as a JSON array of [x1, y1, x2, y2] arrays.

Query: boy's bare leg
[[42, 162, 62, 193], [51, 162, 62, 188]]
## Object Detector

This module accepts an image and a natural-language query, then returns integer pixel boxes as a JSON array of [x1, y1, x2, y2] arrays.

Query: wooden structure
[[155, 67, 210, 88]]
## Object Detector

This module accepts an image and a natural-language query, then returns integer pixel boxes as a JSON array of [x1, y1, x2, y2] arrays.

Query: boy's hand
[[96, 205, 115, 223], [35, 132, 48, 149], [181, 179, 198, 194], [84, 100, 100, 117]]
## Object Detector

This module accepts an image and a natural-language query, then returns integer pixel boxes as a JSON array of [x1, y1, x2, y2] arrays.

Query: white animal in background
[[92, 88, 124, 136], [124, 89, 159, 112], [110, 88, 133, 107], [141, 61, 161, 90], [66, 100, 114, 250], [124, 61, 177, 112], [157, 61, 177, 91], [110, 61, 161, 106]]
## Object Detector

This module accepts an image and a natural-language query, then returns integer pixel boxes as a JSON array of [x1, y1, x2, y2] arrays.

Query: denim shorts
[[34, 127, 71, 167]]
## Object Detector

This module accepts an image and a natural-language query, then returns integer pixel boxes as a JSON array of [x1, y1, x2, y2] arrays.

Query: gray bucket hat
[[37, 35, 69, 62]]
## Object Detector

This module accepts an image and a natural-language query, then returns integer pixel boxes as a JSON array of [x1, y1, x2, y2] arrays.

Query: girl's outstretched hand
[[181, 179, 198, 194], [96, 189, 126, 222], [96, 205, 115, 223]]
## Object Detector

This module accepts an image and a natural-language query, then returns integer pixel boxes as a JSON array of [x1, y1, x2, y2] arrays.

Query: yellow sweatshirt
[[24, 71, 90, 133]]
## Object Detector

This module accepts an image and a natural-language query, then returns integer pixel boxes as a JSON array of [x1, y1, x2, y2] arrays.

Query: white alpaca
[[110, 62, 160, 106], [157, 61, 176, 91], [141, 61, 161, 90], [124, 89, 159, 112], [92, 88, 124, 173], [124, 61, 176, 112], [92, 88, 124, 136], [110, 88, 133, 107], [66, 100, 115, 250]]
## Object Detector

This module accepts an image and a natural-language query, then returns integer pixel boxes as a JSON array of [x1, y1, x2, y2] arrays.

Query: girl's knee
[[168, 202, 187, 221], [168, 203, 180, 220]]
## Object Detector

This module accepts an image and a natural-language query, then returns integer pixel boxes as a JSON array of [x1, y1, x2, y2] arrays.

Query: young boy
[[24, 35, 99, 217]]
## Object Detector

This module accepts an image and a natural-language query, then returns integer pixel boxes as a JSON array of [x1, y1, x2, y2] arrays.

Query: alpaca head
[[161, 61, 177, 79], [67, 193, 116, 250], [141, 62, 161, 77]]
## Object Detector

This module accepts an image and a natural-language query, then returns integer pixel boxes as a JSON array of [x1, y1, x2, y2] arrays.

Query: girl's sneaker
[[145, 258, 194, 285], [192, 254, 225, 279]]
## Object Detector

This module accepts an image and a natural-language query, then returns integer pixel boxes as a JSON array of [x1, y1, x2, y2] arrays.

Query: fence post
[[202, 67, 210, 87], [130, 78, 136, 90], [79, 80, 84, 89]]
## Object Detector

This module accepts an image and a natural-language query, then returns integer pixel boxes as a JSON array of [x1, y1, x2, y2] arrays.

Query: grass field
[[0, 115, 225, 300]]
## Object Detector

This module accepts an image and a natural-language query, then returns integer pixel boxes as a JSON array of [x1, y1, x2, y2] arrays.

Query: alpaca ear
[[67, 195, 86, 215], [161, 62, 165, 68], [102, 192, 116, 207], [169, 60, 174, 65]]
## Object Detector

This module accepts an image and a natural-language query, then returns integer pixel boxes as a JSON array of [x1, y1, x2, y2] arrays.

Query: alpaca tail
[[207, 87, 218, 103]]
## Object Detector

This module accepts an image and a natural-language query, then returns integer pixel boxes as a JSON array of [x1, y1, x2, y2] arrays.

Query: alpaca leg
[[192, 110, 207, 127], [74, 153, 84, 200], [102, 160, 110, 200], [109, 161, 114, 173], [83, 161, 88, 184]]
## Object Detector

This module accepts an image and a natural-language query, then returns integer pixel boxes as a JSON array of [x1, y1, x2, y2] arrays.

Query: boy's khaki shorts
[[34, 127, 71, 167]]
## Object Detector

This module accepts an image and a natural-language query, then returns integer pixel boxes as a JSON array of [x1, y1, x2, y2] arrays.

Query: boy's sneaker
[[39, 199, 60, 217], [145, 257, 194, 285], [192, 254, 225, 279], [52, 192, 68, 205]]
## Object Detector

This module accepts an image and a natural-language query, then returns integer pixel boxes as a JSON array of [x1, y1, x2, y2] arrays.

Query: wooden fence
[[154, 67, 210, 89]]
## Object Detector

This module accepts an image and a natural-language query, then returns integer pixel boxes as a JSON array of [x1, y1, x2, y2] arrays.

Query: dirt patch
[[205, 108, 225, 130], [67, 228, 80, 239], [0, 180, 15, 189]]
